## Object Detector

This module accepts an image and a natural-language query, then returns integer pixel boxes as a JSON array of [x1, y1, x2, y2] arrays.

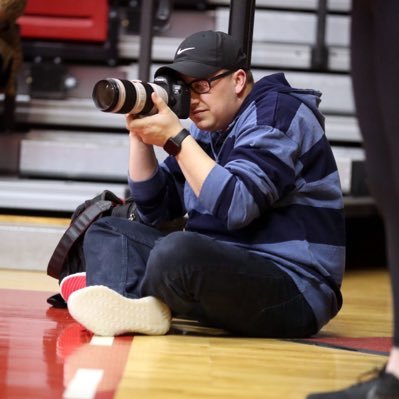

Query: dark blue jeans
[[83, 216, 317, 338]]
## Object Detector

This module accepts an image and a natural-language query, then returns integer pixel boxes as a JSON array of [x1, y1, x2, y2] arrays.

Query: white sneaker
[[67, 285, 171, 336]]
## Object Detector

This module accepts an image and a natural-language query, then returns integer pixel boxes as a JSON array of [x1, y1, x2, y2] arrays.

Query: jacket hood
[[241, 73, 325, 128]]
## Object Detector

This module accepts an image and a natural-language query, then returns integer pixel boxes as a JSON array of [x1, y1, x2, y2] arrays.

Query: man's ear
[[234, 69, 247, 95]]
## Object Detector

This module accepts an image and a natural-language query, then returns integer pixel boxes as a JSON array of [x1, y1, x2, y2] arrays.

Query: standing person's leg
[[352, 0, 399, 376], [307, 0, 399, 397], [370, 0, 399, 378], [140, 231, 318, 338]]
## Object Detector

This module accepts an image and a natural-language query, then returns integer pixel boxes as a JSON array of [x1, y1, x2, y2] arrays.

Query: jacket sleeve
[[128, 159, 186, 225], [198, 124, 299, 230]]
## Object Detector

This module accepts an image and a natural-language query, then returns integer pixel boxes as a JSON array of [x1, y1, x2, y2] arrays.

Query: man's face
[[182, 69, 243, 132]]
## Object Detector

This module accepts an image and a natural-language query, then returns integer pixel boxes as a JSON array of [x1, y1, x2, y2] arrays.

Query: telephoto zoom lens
[[92, 78, 168, 116]]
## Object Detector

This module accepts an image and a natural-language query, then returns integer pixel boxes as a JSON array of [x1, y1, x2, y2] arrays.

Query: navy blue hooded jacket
[[129, 72, 346, 330]]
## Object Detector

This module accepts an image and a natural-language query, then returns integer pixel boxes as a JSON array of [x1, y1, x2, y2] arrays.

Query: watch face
[[164, 138, 180, 156], [163, 129, 190, 156]]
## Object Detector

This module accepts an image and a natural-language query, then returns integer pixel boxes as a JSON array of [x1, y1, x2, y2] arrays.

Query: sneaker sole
[[60, 272, 87, 302], [67, 285, 171, 336]]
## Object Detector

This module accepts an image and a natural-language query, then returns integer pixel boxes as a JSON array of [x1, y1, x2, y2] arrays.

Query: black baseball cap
[[155, 30, 248, 79]]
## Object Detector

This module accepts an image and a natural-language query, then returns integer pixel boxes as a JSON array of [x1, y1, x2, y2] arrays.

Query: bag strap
[[47, 200, 114, 279]]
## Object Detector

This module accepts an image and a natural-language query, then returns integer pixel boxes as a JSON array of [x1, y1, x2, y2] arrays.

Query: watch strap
[[163, 128, 190, 156]]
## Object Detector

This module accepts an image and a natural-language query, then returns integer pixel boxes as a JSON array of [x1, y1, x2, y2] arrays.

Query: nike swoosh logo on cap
[[176, 47, 195, 55]]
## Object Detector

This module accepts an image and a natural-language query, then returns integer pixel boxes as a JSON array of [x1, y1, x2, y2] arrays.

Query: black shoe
[[306, 368, 399, 399]]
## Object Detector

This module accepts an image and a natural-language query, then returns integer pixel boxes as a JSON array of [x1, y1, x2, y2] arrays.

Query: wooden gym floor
[[0, 265, 391, 399]]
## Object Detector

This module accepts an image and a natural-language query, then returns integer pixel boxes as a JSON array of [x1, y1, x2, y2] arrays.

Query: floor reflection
[[0, 289, 132, 399]]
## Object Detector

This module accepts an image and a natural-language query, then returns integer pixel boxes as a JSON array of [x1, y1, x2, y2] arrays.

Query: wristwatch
[[163, 128, 190, 156]]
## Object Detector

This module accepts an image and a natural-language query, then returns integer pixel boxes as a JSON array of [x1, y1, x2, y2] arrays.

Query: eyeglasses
[[187, 70, 235, 94]]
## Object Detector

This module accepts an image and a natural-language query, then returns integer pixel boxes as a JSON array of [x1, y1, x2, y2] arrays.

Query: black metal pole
[[311, 0, 328, 70], [138, 0, 155, 81], [228, 0, 256, 68]]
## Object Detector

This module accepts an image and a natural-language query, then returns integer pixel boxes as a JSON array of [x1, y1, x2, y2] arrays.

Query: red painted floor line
[[290, 336, 392, 356], [0, 288, 133, 399]]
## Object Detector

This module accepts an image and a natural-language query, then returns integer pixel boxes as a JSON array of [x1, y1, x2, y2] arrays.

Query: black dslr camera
[[92, 75, 191, 119]]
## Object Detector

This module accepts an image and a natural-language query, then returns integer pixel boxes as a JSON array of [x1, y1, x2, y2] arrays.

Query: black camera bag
[[46, 189, 141, 308]]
